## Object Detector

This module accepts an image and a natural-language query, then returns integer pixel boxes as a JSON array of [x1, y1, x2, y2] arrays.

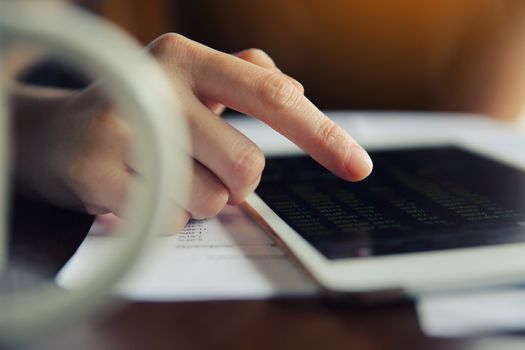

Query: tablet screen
[[255, 147, 525, 259]]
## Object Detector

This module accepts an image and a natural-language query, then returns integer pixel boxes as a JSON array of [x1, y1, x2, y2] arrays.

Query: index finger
[[194, 49, 373, 181]]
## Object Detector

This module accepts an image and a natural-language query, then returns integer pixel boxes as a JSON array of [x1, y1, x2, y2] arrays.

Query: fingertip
[[344, 144, 373, 181], [164, 209, 191, 235]]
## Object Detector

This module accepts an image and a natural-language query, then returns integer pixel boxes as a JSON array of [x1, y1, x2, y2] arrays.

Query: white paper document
[[57, 206, 318, 301]]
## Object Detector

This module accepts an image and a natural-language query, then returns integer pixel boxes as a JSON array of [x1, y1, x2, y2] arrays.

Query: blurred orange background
[[89, 0, 525, 120]]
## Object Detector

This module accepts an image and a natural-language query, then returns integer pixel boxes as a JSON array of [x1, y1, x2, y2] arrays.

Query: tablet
[[245, 146, 525, 300]]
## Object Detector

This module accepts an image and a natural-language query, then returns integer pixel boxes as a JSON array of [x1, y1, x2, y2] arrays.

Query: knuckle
[[192, 185, 229, 219], [228, 140, 265, 192], [315, 118, 345, 150], [227, 172, 262, 206], [257, 72, 299, 111], [240, 48, 270, 62], [148, 33, 188, 55], [147, 33, 200, 79]]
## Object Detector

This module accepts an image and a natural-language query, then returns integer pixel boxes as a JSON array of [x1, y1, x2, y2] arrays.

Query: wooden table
[[7, 195, 524, 350]]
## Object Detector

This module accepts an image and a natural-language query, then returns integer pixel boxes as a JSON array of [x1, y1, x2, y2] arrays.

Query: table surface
[[6, 195, 525, 350]]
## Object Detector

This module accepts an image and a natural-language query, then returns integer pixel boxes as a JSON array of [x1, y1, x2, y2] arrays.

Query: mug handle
[[0, 1, 190, 341]]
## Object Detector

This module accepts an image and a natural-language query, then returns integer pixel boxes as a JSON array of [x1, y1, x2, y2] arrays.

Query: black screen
[[255, 147, 525, 259]]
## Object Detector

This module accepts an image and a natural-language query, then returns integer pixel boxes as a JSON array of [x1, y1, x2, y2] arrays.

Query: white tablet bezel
[[244, 142, 525, 298]]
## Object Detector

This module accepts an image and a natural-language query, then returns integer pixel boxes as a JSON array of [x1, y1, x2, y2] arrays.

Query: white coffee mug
[[0, 1, 190, 342]]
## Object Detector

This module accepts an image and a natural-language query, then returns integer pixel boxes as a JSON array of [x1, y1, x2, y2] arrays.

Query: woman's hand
[[13, 34, 373, 232]]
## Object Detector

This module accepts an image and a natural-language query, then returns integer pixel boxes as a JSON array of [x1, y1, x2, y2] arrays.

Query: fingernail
[[346, 144, 373, 181]]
